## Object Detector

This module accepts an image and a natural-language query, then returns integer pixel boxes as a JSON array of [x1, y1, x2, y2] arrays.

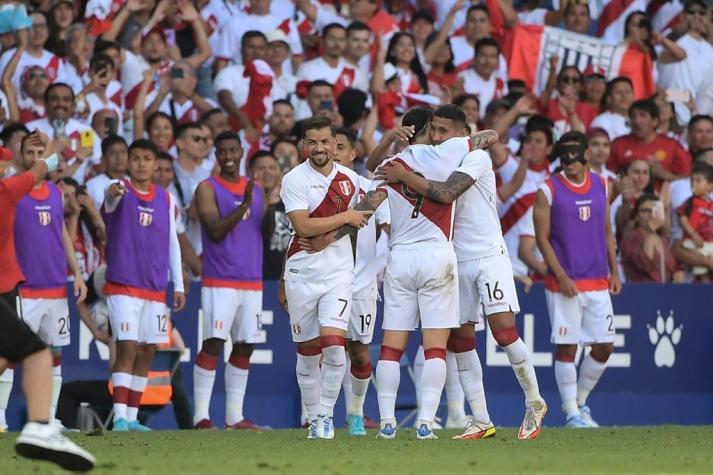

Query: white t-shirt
[[590, 111, 630, 141], [658, 33, 713, 98], [216, 12, 303, 65], [0, 48, 80, 93], [450, 36, 509, 78], [452, 150, 508, 261], [459, 69, 508, 118], [354, 176, 390, 299], [86, 173, 118, 210], [379, 136, 472, 248], [280, 160, 360, 283], [214, 64, 248, 109]]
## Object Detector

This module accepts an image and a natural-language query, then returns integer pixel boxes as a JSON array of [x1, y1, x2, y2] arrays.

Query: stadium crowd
[[0, 0, 713, 464]]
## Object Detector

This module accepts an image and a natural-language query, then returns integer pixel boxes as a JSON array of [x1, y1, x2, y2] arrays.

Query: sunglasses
[[686, 9, 707, 16], [191, 135, 209, 143], [561, 76, 580, 84]]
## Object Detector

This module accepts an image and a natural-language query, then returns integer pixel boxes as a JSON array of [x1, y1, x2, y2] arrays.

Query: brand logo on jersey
[[120, 322, 130, 332], [338, 180, 353, 196], [558, 326, 568, 336], [292, 323, 301, 335], [214, 321, 223, 330], [38, 211, 51, 226], [578, 206, 591, 222], [139, 211, 153, 226]]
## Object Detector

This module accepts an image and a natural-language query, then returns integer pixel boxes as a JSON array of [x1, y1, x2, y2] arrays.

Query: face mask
[[556, 142, 587, 165]]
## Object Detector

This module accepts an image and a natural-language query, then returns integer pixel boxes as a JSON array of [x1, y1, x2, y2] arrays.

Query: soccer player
[[0, 131, 95, 471], [11, 133, 88, 426], [533, 131, 622, 428], [301, 127, 389, 436], [279, 116, 371, 439], [102, 139, 185, 431], [377, 106, 548, 440], [192, 132, 274, 429]]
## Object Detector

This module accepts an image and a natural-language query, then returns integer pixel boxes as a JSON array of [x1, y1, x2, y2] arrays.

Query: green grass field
[[2, 426, 712, 474]]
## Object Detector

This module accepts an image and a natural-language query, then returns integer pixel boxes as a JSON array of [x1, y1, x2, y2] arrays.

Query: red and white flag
[[591, 0, 648, 43], [507, 25, 655, 99], [241, 59, 274, 130], [648, 0, 684, 34]]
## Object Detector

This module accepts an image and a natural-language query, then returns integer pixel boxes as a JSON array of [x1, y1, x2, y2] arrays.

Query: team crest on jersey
[[139, 211, 153, 226], [559, 326, 568, 336], [338, 180, 353, 196], [37, 211, 51, 226], [578, 206, 591, 222], [292, 323, 301, 335], [120, 322, 130, 332]]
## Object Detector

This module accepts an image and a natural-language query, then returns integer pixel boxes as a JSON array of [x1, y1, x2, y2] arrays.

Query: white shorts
[[458, 253, 521, 326], [285, 279, 352, 343], [201, 287, 263, 343], [107, 295, 169, 344], [545, 289, 615, 345], [383, 245, 459, 331], [21, 298, 70, 347], [347, 297, 377, 344]]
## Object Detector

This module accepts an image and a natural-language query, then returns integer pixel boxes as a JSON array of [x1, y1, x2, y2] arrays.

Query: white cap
[[265, 29, 290, 47], [383, 63, 399, 83]]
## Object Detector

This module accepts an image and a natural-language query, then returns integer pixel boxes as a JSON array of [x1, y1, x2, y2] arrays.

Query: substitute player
[[534, 131, 621, 428], [279, 116, 372, 439], [377, 105, 547, 440], [301, 127, 390, 436], [102, 139, 185, 431], [192, 131, 273, 429], [0, 131, 95, 471], [12, 134, 88, 425]]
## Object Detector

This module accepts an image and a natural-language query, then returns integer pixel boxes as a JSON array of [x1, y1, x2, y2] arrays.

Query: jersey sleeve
[[538, 182, 553, 206], [0, 171, 35, 203], [454, 150, 491, 181], [280, 172, 308, 213]]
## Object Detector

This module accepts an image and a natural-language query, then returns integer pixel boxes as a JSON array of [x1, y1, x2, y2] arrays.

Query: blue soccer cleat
[[376, 423, 396, 440], [347, 414, 367, 436], [416, 424, 438, 440], [112, 418, 129, 432], [565, 413, 590, 428], [128, 420, 152, 432]]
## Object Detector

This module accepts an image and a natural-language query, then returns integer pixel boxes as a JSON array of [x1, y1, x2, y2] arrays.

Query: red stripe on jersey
[[388, 158, 454, 239], [500, 192, 536, 235]]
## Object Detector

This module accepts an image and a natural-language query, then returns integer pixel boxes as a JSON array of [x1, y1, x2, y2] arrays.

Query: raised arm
[[1, 30, 28, 122], [497, 154, 527, 202], [178, 0, 212, 71], [195, 180, 253, 241], [424, 0, 464, 65], [365, 126, 415, 172]]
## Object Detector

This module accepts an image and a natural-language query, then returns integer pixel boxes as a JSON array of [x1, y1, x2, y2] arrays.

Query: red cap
[[142, 26, 167, 44], [0, 147, 13, 162], [583, 64, 606, 78]]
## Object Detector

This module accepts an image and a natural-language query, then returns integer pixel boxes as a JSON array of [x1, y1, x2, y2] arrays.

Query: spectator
[[687, 115, 713, 155], [264, 101, 296, 149], [202, 109, 230, 140], [563, 2, 592, 36], [301, 79, 342, 127], [91, 108, 121, 142], [612, 159, 654, 239], [1, 28, 49, 123], [587, 128, 618, 183], [145, 61, 215, 126], [81, 54, 124, 136], [450, 4, 505, 75], [344, 21, 372, 73], [85, 135, 129, 210], [270, 137, 301, 173], [47, 0, 77, 58], [453, 94, 481, 133], [540, 61, 589, 135], [459, 38, 507, 119], [622, 11, 686, 67], [677, 162, 713, 280], [409, 9, 435, 59], [384, 31, 429, 94], [620, 194, 683, 283], [423, 31, 456, 103], [264, 30, 298, 105], [590, 77, 634, 140], [144, 111, 176, 156], [653, 90, 686, 143]]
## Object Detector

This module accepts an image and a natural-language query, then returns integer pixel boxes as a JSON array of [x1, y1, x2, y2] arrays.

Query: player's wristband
[[43, 153, 59, 172]]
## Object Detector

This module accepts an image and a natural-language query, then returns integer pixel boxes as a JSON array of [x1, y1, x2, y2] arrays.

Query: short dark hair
[[467, 4, 490, 20], [44, 82, 74, 104], [692, 161, 713, 183], [685, 0, 708, 10], [475, 37, 500, 55], [250, 150, 275, 166], [175, 122, 202, 139], [629, 99, 659, 120], [301, 116, 334, 139], [689, 114, 713, 131], [214, 131, 242, 148], [156, 150, 173, 163], [347, 21, 371, 35], [402, 107, 433, 144], [453, 93, 480, 109], [411, 9, 434, 25], [524, 115, 555, 145], [273, 99, 294, 110], [101, 135, 127, 156], [241, 30, 267, 49], [338, 88, 368, 127], [89, 53, 115, 73], [322, 22, 346, 38], [507, 79, 527, 91], [201, 108, 225, 124], [434, 104, 467, 127], [146, 111, 174, 132], [308, 80, 333, 93], [270, 137, 298, 156], [634, 192, 659, 214], [335, 127, 357, 147], [93, 39, 120, 57], [558, 130, 588, 147], [604, 77, 634, 108], [0, 122, 29, 144], [128, 138, 158, 157]]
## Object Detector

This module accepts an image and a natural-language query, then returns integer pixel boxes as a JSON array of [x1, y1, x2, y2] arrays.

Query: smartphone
[[320, 100, 333, 111], [665, 88, 691, 103], [80, 129, 94, 149], [170, 68, 184, 79], [105, 117, 118, 135]]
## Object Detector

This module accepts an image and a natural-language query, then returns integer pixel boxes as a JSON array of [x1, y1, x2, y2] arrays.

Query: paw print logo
[[647, 310, 683, 368]]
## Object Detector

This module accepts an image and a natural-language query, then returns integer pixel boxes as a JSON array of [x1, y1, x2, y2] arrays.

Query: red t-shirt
[[0, 171, 35, 293], [608, 134, 692, 178], [677, 195, 713, 241], [542, 98, 599, 130]]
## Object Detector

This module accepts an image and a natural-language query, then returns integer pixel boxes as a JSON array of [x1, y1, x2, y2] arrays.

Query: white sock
[[454, 350, 491, 424], [417, 353, 447, 429], [225, 359, 249, 425], [413, 345, 424, 409], [554, 360, 579, 418], [577, 354, 607, 407], [111, 372, 132, 421], [51, 364, 62, 421], [342, 354, 352, 418], [445, 351, 466, 422], [376, 359, 400, 427], [127, 375, 148, 422], [193, 353, 217, 424], [0, 368, 14, 429], [296, 353, 321, 422], [348, 362, 371, 417], [319, 344, 347, 417], [502, 338, 542, 405]]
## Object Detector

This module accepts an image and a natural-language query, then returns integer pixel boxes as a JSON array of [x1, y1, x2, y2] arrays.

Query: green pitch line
[[1, 426, 712, 474]]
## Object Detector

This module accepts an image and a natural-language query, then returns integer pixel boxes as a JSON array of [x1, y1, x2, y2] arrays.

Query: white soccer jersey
[[0, 48, 79, 93], [459, 68, 508, 118], [450, 36, 508, 78], [590, 111, 630, 141], [280, 161, 360, 283], [380, 137, 472, 247], [354, 176, 390, 299], [452, 150, 508, 261], [216, 12, 303, 65], [297, 57, 370, 93]]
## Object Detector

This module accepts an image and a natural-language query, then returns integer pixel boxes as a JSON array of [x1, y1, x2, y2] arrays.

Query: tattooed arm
[[333, 189, 388, 240], [375, 160, 474, 205]]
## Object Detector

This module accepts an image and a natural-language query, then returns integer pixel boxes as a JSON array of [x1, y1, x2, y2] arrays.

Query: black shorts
[[0, 288, 46, 362]]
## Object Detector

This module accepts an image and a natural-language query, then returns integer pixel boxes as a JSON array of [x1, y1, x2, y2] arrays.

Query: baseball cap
[[383, 63, 399, 83], [265, 29, 289, 46], [0, 147, 14, 162], [583, 64, 606, 79]]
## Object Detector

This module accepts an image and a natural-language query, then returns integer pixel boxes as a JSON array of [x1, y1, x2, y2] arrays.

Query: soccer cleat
[[347, 414, 367, 436], [565, 414, 590, 428], [53, 419, 79, 433], [193, 419, 215, 430], [307, 419, 318, 439], [0, 426, 7, 433], [445, 414, 472, 429], [112, 418, 129, 432], [578, 406, 600, 428], [376, 423, 396, 439], [316, 415, 334, 439], [225, 419, 265, 430], [128, 420, 152, 432], [416, 424, 438, 440], [414, 416, 443, 429], [452, 420, 496, 440], [15, 421, 96, 472], [518, 399, 547, 440]]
